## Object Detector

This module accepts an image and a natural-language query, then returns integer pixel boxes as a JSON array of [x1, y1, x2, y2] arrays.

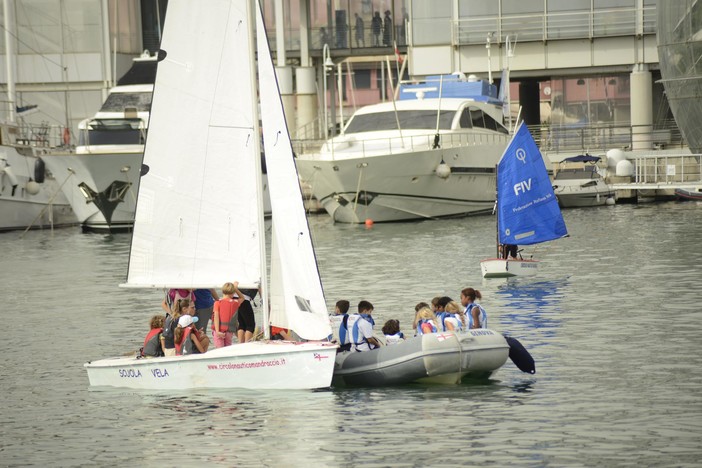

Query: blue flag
[[497, 122, 568, 246]]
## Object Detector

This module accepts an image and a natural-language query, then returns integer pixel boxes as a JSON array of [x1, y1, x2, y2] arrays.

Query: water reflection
[[493, 277, 571, 336]]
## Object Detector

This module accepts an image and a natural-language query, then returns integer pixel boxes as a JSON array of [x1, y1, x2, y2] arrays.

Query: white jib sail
[[127, 0, 262, 289], [255, 6, 331, 340]]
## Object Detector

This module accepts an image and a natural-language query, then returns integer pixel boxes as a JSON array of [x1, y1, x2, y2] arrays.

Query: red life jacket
[[141, 328, 163, 357], [212, 298, 240, 333], [175, 327, 194, 356]]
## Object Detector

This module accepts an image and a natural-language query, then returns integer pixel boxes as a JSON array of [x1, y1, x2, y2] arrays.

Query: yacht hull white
[[0, 145, 76, 232], [554, 181, 614, 208], [41, 150, 141, 232], [85, 341, 337, 390], [297, 74, 512, 224], [333, 330, 509, 387], [480, 258, 539, 278], [297, 144, 505, 223]]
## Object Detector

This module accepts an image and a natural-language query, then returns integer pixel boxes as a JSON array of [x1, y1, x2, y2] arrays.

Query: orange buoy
[[364, 218, 374, 228]]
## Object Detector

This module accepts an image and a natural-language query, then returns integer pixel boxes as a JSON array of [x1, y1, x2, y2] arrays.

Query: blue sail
[[497, 122, 567, 246]]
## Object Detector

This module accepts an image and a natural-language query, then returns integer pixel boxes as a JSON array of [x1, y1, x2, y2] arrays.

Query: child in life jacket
[[382, 319, 404, 345], [415, 307, 439, 336], [212, 282, 244, 348], [439, 301, 465, 332], [174, 315, 208, 356], [141, 315, 165, 357]]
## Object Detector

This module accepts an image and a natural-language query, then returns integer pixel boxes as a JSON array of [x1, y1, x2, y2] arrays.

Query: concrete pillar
[[276, 66, 296, 136], [519, 80, 541, 127], [630, 64, 653, 150], [295, 66, 317, 140]]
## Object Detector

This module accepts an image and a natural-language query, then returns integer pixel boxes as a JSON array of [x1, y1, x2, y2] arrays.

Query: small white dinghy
[[85, 0, 337, 390], [333, 330, 510, 387], [480, 257, 539, 278], [480, 123, 568, 278]]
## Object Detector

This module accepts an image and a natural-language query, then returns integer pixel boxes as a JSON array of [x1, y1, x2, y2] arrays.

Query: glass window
[[344, 110, 455, 133], [16, 0, 62, 54], [502, 0, 544, 15], [594, 0, 633, 8], [470, 107, 485, 128], [458, 0, 498, 17], [547, 0, 590, 12], [412, 0, 451, 45], [459, 108, 473, 128], [354, 70, 372, 89]]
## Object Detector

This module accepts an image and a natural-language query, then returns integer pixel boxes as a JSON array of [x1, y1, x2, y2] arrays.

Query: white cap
[[178, 315, 198, 327]]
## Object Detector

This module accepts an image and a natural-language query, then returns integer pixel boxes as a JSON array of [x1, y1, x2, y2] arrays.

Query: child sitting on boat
[[415, 307, 439, 335], [437, 301, 465, 332], [174, 315, 208, 355], [382, 319, 404, 345], [141, 315, 165, 358]]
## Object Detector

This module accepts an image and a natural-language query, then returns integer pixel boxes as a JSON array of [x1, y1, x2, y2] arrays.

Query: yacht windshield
[[100, 92, 152, 112], [344, 110, 455, 134]]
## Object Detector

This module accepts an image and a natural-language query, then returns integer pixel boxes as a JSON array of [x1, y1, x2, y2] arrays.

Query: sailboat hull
[[480, 258, 539, 278], [84, 341, 337, 390], [332, 330, 509, 387]]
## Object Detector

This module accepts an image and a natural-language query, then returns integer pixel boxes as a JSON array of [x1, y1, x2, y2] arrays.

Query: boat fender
[[62, 127, 71, 146], [34, 157, 46, 183], [26, 180, 40, 195], [436, 160, 451, 179], [504, 335, 535, 374]]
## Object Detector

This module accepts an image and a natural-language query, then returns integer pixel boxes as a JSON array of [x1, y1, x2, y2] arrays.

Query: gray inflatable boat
[[332, 329, 510, 387]]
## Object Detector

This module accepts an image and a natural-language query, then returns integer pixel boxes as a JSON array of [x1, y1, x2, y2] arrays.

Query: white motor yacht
[[296, 74, 511, 223], [41, 52, 155, 233], [552, 155, 615, 208]]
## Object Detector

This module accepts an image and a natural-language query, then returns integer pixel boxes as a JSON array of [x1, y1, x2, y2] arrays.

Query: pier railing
[[527, 120, 686, 154], [627, 153, 702, 185]]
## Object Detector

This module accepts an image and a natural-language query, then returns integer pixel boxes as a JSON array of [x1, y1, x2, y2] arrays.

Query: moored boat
[[42, 53, 154, 233], [296, 74, 511, 223], [552, 154, 615, 208], [0, 122, 76, 232], [675, 186, 702, 201]]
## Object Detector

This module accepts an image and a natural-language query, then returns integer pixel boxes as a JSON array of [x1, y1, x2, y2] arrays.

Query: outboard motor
[[34, 157, 46, 183]]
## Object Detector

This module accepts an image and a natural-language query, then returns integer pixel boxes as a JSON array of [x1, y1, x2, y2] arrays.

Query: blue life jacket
[[416, 319, 438, 335], [466, 303, 487, 329]]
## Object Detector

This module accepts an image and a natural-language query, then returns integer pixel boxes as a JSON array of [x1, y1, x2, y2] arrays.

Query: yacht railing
[[292, 131, 510, 159]]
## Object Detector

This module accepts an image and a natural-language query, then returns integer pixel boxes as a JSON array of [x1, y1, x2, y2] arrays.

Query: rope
[[20, 167, 75, 238]]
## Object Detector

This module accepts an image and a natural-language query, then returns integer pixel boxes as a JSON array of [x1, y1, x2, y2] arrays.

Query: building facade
[[0, 0, 682, 153]]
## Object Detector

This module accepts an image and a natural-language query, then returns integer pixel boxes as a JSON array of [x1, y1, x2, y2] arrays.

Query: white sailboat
[[480, 122, 568, 278], [84, 0, 336, 390]]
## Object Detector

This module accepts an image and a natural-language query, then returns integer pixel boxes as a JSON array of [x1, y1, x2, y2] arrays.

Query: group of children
[[330, 287, 487, 352], [140, 284, 488, 357], [140, 282, 256, 358]]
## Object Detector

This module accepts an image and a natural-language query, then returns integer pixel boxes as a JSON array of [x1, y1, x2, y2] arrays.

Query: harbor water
[[2, 202, 701, 467]]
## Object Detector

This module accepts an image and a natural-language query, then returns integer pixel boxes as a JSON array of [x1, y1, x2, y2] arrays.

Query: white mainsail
[[126, 2, 262, 288], [256, 8, 331, 340]]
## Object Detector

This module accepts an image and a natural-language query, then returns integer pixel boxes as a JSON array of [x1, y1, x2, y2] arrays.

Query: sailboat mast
[[494, 164, 500, 258], [247, 0, 270, 340], [3, 0, 16, 122]]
